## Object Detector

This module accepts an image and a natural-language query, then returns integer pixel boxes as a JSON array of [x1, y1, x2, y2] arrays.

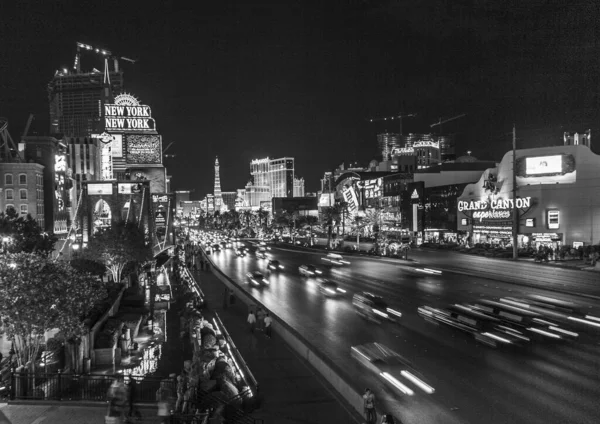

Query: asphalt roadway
[[208, 244, 600, 424]]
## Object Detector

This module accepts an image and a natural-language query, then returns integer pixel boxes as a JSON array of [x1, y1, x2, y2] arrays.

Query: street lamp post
[[512, 124, 519, 260]]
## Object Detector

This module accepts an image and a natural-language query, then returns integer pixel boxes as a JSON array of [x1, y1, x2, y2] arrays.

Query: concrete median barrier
[[203, 250, 365, 419]]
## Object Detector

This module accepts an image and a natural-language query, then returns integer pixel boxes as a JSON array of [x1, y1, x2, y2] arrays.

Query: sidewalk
[[193, 267, 363, 424]]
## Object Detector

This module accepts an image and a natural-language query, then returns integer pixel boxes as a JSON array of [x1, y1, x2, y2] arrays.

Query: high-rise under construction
[[48, 68, 123, 137], [48, 42, 131, 137]]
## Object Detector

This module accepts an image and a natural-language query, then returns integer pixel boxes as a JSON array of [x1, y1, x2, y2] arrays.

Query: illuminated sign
[[104, 102, 156, 131], [461, 218, 468, 226], [87, 183, 113, 195], [525, 218, 535, 227], [342, 185, 359, 219], [363, 178, 383, 199], [411, 189, 419, 200], [55, 154, 66, 173], [547, 210, 560, 229], [526, 156, 562, 175], [152, 194, 169, 203], [532, 233, 561, 242], [125, 134, 162, 164], [319, 193, 334, 207], [458, 197, 531, 212], [118, 183, 142, 194], [54, 154, 67, 212]]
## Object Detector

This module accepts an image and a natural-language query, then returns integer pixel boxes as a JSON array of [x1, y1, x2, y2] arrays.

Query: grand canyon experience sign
[[458, 197, 532, 221], [104, 103, 156, 131]]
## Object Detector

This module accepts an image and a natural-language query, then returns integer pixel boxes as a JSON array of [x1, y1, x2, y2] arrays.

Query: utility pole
[[512, 124, 518, 260]]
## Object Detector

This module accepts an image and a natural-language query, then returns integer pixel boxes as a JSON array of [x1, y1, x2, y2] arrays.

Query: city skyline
[[1, 2, 597, 198]]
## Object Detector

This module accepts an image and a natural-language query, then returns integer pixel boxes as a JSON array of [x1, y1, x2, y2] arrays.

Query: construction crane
[[0, 118, 22, 162], [162, 141, 176, 159], [368, 112, 417, 136], [22, 114, 34, 137], [430, 113, 467, 133], [74, 42, 136, 73]]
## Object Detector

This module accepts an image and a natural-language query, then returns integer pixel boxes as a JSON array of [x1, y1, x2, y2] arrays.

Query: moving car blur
[[353, 292, 402, 324], [298, 264, 323, 277], [246, 271, 269, 287]]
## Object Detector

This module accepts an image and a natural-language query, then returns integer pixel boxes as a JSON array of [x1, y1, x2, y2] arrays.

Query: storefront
[[456, 144, 600, 247]]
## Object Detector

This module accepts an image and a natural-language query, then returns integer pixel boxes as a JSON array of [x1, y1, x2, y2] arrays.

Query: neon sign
[[342, 185, 359, 219], [104, 95, 156, 131], [458, 197, 531, 212]]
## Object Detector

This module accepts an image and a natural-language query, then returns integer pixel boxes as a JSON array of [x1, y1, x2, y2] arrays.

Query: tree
[[0, 253, 106, 369], [320, 206, 340, 249], [299, 215, 319, 245], [0, 208, 57, 256], [257, 208, 270, 233], [351, 215, 367, 250], [84, 221, 151, 283], [363, 208, 383, 251], [241, 210, 253, 230]]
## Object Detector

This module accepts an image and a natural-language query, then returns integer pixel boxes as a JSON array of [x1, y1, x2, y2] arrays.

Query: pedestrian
[[381, 414, 396, 424], [363, 388, 377, 424], [256, 308, 265, 331], [107, 375, 127, 422], [126, 375, 142, 422], [264, 313, 272, 338], [247, 310, 257, 333], [156, 378, 175, 424], [175, 375, 186, 413]]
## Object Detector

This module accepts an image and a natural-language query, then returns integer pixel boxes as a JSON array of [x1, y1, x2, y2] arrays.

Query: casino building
[[456, 144, 600, 248]]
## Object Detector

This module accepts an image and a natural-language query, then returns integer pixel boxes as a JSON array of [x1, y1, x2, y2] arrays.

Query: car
[[318, 280, 346, 297], [267, 260, 284, 272], [352, 292, 402, 323], [255, 248, 268, 259], [321, 253, 350, 266], [211, 244, 221, 252], [470, 299, 578, 341], [235, 248, 246, 257], [298, 264, 323, 277], [246, 271, 269, 287], [418, 304, 530, 347]]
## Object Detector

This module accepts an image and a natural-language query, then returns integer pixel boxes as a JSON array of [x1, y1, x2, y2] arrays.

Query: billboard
[[87, 183, 113, 195], [152, 194, 171, 229], [363, 178, 383, 199], [125, 134, 162, 165], [104, 103, 156, 132], [318, 193, 334, 207], [342, 185, 359, 219], [118, 183, 143, 194], [526, 155, 562, 175]]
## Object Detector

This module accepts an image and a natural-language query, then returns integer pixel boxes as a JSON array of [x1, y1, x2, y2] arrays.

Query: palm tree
[[320, 206, 340, 249], [257, 208, 270, 233], [299, 215, 319, 246], [241, 209, 253, 230], [338, 201, 349, 238], [351, 215, 366, 250], [363, 208, 382, 251]]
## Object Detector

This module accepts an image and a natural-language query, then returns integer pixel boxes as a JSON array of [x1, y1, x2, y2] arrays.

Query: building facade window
[[19, 174, 27, 185], [5, 174, 13, 185], [20, 189, 27, 200], [5, 204, 14, 213], [5, 189, 13, 200], [20, 205, 27, 215]]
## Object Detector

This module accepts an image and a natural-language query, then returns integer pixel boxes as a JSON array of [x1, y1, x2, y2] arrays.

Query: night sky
[[1, 1, 598, 197]]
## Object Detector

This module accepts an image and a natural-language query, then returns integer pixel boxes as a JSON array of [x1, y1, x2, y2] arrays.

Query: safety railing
[[9, 371, 172, 402], [213, 312, 259, 395]]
